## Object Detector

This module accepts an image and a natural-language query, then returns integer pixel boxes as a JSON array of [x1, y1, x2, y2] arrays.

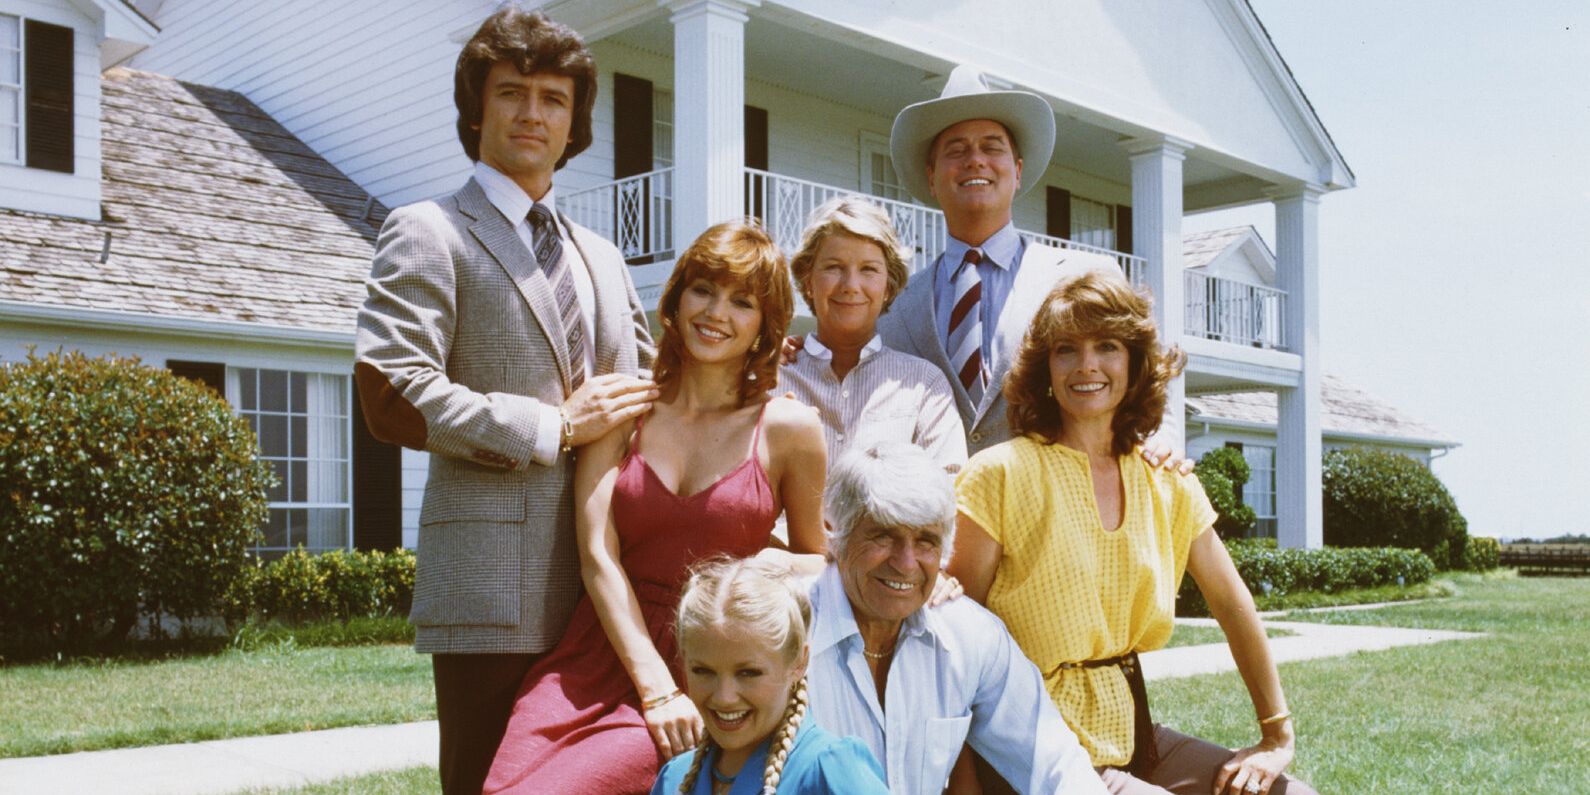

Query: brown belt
[[1047, 652, 1158, 777]]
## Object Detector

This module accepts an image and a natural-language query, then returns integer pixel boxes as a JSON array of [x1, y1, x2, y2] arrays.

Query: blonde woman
[[655, 556, 889, 795], [781, 196, 966, 473]]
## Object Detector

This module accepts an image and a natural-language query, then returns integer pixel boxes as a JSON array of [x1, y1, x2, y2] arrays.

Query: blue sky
[[1183, 1, 1590, 539]]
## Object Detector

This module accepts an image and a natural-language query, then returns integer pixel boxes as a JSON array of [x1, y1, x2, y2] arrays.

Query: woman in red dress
[[484, 220, 828, 794]]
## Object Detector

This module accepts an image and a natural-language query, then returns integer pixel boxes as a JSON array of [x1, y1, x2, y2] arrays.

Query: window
[[231, 368, 351, 555], [859, 131, 906, 202], [652, 88, 672, 169], [1, 14, 19, 163], [1240, 444, 1277, 538], [1070, 195, 1116, 250]]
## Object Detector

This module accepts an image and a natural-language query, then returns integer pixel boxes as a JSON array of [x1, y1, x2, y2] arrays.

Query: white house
[[1179, 227, 1457, 537], [0, 0, 405, 556], [6, 0, 1361, 549]]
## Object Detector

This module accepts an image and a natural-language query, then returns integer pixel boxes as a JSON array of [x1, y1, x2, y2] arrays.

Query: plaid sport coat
[[354, 177, 654, 654]]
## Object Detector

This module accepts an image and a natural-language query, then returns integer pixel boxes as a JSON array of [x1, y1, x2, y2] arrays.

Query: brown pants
[[432, 652, 543, 795], [975, 725, 1319, 795]]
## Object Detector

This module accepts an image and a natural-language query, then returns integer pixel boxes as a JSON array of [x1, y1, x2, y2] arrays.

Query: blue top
[[651, 721, 889, 795]]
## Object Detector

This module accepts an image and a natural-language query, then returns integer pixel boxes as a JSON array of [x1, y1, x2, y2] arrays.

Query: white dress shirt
[[804, 566, 1106, 795]]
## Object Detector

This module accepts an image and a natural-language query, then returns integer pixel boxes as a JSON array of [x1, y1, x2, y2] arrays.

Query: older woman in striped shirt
[[779, 197, 967, 474]]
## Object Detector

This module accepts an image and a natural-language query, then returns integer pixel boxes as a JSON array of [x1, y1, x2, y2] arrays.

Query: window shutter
[[1116, 204, 1133, 255], [744, 105, 768, 171], [1046, 187, 1072, 239], [351, 385, 403, 551], [24, 19, 72, 173], [613, 73, 653, 179], [166, 360, 226, 399]]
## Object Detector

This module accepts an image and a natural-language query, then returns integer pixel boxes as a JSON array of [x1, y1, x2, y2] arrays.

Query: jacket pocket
[[409, 521, 522, 627]]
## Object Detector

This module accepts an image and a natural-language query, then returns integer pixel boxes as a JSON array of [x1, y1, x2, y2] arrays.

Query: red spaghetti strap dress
[[483, 406, 779, 795]]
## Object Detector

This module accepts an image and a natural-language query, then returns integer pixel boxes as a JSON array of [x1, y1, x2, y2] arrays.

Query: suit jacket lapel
[[896, 259, 976, 422], [563, 214, 621, 376], [458, 179, 574, 392], [973, 243, 1061, 427]]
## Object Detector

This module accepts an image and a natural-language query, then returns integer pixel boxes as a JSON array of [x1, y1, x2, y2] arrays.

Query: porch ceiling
[[600, 10, 1269, 209]]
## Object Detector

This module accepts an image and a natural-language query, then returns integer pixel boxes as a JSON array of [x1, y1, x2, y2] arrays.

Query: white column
[[668, 0, 754, 248], [1272, 187, 1324, 549], [1122, 136, 1191, 448]]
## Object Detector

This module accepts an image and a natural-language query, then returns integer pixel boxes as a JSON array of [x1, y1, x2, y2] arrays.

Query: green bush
[[1177, 537, 1435, 616], [227, 547, 416, 625], [1323, 448, 1469, 568], [1194, 447, 1257, 539], [0, 350, 272, 653], [1462, 536, 1500, 572]]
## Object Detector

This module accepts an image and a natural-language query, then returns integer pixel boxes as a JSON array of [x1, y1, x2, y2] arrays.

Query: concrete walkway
[[0, 614, 1485, 794], [1140, 617, 1485, 681]]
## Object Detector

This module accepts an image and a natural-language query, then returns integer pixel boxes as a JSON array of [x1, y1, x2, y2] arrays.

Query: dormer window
[[0, 13, 72, 172]]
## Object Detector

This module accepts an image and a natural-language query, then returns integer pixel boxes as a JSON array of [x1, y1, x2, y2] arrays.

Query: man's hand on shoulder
[[1140, 436, 1195, 475], [562, 373, 660, 447]]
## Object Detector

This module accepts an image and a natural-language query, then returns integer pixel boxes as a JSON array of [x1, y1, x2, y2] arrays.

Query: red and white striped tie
[[947, 248, 985, 405]]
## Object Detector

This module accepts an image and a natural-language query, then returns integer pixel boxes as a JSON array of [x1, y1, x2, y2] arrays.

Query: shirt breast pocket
[[924, 714, 973, 789]]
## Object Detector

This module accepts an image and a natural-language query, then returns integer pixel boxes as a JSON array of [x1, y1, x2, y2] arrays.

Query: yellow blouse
[[955, 435, 1216, 767]]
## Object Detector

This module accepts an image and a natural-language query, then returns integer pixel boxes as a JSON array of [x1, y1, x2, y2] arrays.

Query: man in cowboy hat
[[877, 64, 1182, 458]]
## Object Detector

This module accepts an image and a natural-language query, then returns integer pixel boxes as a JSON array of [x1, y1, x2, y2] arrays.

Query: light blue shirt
[[933, 222, 1025, 365], [651, 721, 889, 794], [804, 566, 1105, 795]]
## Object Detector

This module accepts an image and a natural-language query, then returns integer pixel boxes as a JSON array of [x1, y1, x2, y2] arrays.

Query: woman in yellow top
[[949, 272, 1314, 795]]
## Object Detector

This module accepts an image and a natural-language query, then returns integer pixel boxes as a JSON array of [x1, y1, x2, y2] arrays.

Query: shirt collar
[[473, 161, 560, 231], [809, 564, 932, 657], [944, 222, 1022, 272], [802, 333, 883, 363]]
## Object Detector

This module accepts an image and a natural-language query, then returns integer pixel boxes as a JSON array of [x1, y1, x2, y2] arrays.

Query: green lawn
[[246, 766, 438, 794], [1151, 571, 1590, 792], [0, 643, 433, 758]]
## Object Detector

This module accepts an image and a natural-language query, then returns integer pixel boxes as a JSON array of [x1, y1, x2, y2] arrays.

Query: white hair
[[823, 441, 956, 560]]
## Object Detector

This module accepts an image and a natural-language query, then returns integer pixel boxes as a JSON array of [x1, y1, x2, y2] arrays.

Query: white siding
[[401, 447, 427, 549], [0, 0, 101, 219], [131, 0, 499, 207]]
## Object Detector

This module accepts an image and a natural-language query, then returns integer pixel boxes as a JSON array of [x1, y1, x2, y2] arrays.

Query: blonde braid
[[679, 735, 715, 794], [759, 677, 809, 795]]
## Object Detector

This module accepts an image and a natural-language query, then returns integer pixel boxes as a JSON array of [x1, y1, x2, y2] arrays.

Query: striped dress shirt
[[779, 334, 968, 472]]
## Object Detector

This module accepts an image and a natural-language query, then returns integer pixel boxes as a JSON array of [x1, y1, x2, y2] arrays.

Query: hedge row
[[225, 548, 416, 626], [1177, 538, 1436, 616]]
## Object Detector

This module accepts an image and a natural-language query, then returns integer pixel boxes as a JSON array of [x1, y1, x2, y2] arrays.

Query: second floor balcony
[[559, 167, 1285, 351]]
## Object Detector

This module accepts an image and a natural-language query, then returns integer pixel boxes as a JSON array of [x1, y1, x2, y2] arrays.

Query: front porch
[[555, 0, 1332, 548]]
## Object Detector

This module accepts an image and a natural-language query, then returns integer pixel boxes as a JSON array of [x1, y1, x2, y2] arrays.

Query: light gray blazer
[[877, 242, 1124, 457], [354, 177, 654, 654]]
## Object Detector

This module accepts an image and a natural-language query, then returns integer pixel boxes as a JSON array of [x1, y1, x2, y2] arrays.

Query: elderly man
[[804, 441, 1107, 795]]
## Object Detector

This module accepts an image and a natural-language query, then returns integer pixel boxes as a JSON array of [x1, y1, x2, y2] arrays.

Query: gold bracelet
[[559, 408, 574, 454], [642, 689, 682, 711], [1258, 709, 1292, 726]]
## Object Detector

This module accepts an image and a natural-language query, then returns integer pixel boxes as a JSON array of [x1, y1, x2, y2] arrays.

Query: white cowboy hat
[[889, 64, 1056, 208]]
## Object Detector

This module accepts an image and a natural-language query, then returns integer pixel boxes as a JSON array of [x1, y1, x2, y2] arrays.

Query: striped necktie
[[947, 248, 985, 406], [528, 203, 586, 391]]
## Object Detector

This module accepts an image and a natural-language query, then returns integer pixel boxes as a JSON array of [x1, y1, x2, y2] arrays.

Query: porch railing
[[744, 167, 949, 272], [558, 167, 674, 263], [1183, 270, 1286, 349], [1017, 230, 1145, 285]]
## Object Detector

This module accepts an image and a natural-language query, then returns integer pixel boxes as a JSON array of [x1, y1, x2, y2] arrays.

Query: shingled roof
[[1188, 374, 1457, 448], [0, 67, 385, 333]]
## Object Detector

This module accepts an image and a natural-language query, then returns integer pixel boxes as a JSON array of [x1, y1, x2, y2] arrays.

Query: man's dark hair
[[454, 8, 596, 168]]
